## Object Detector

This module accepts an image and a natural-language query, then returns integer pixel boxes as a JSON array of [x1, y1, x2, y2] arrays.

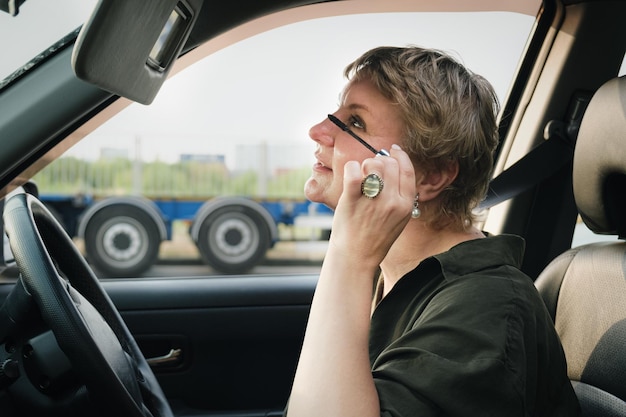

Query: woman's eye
[[349, 116, 364, 130]]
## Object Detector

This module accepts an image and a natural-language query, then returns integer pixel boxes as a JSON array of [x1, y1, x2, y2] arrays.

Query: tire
[[84, 205, 161, 277], [196, 205, 270, 274]]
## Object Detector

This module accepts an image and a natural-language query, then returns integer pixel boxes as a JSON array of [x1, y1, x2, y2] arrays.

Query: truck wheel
[[196, 206, 270, 274], [84, 205, 160, 277]]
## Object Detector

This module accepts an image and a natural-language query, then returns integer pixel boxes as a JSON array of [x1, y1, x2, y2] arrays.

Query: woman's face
[[305, 78, 406, 209]]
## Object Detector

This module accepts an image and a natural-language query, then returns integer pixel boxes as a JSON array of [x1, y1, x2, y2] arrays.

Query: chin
[[304, 177, 321, 202], [303, 177, 330, 206], [304, 173, 341, 210]]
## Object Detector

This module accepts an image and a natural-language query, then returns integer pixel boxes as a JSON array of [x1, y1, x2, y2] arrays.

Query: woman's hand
[[330, 144, 416, 269]]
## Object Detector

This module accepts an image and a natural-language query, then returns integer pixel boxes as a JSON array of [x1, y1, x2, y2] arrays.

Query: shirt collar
[[433, 234, 525, 281], [372, 234, 526, 309]]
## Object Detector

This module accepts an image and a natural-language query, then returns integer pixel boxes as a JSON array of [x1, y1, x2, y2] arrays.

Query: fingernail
[[391, 144, 402, 150]]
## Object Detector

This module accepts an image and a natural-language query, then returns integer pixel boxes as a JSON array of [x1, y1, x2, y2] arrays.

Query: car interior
[[0, 0, 625, 416], [535, 75, 626, 417]]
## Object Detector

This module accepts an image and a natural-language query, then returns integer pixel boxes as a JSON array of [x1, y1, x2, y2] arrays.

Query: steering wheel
[[2, 192, 173, 417]]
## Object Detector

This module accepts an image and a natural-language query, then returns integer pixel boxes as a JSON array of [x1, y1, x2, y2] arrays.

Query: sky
[[1, 1, 537, 169]]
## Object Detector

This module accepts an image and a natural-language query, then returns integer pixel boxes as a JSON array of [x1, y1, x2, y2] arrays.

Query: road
[[94, 239, 327, 278], [0, 237, 326, 280]]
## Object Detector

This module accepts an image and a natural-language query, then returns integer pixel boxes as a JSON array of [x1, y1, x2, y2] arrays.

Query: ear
[[416, 160, 459, 202]]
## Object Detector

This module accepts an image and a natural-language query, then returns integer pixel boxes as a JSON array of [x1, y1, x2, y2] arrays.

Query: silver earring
[[411, 194, 421, 219]]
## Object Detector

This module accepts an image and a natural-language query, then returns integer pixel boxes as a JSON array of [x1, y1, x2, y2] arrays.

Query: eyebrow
[[336, 103, 373, 126], [344, 102, 372, 115]]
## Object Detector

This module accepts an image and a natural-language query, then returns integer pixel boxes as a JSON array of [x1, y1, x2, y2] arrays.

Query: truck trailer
[[40, 192, 332, 277]]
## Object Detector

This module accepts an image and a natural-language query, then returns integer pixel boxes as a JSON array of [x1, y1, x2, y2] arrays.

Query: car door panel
[[0, 274, 316, 417], [110, 275, 315, 416]]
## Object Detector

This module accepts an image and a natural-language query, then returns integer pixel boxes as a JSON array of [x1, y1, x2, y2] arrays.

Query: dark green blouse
[[370, 234, 580, 416]]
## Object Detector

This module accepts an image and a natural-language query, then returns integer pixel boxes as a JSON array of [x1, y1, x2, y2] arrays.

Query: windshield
[[0, 1, 544, 276], [0, 0, 96, 82]]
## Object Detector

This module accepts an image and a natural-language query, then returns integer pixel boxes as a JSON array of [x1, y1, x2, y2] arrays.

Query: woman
[[287, 46, 580, 416]]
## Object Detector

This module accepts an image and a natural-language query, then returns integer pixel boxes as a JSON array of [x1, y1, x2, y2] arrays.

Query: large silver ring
[[361, 173, 384, 199]]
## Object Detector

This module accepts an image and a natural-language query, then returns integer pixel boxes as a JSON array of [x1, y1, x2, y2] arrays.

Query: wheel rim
[[96, 216, 149, 267], [209, 213, 260, 263]]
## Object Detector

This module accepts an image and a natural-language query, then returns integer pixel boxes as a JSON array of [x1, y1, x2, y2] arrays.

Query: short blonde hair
[[345, 46, 499, 230]]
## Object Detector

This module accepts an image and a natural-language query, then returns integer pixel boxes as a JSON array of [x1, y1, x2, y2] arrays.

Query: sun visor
[[72, 0, 202, 105]]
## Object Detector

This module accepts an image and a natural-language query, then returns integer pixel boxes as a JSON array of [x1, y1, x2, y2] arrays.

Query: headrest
[[573, 76, 626, 238]]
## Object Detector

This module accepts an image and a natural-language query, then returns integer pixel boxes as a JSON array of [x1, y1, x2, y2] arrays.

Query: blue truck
[[39, 192, 332, 277]]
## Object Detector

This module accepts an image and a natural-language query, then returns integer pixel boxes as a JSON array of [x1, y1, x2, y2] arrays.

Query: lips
[[313, 150, 332, 172], [314, 157, 332, 172]]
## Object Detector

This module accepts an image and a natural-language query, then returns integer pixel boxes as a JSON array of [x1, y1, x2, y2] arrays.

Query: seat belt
[[479, 92, 591, 210], [478, 123, 574, 210]]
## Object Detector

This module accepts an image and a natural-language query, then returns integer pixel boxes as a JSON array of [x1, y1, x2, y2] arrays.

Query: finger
[[360, 156, 385, 178], [378, 153, 400, 198], [360, 156, 389, 199], [364, 151, 402, 187], [389, 144, 416, 199], [343, 160, 363, 200]]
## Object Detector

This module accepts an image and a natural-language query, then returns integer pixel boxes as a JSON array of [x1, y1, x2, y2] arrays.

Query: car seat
[[535, 76, 626, 416]]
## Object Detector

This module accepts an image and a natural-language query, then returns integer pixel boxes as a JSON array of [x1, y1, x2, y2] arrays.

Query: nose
[[309, 116, 335, 147]]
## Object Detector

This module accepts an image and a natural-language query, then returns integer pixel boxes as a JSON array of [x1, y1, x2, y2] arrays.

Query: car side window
[[32, 10, 537, 277]]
